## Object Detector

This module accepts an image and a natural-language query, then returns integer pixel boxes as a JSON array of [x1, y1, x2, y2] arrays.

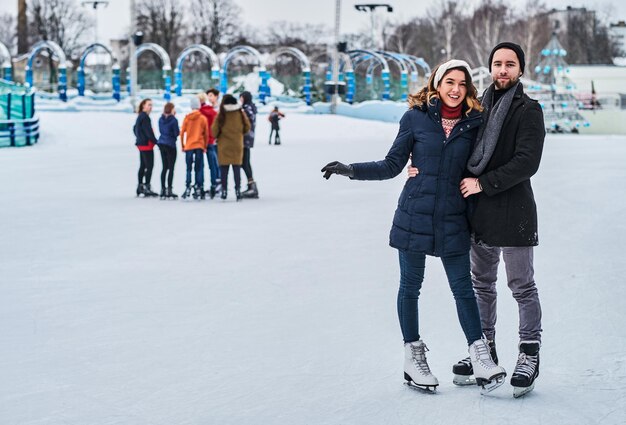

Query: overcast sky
[[1, 0, 625, 43]]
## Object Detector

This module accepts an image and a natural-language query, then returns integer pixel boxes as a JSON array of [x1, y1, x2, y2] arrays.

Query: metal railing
[[0, 116, 40, 147]]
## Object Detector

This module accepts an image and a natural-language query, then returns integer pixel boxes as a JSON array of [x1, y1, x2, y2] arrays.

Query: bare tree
[[28, 0, 93, 58], [511, 1, 551, 72], [462, 0, 510, 67], [0, 13, 16, 53], [136, 0, 185, 63], [188, 0, 242, 52]]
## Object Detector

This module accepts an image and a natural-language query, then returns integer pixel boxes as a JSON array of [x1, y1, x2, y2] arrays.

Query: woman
[[240, 91, 259, 199], [211, 94, 250, 201], [134, 98, 158, 197], [157, 102, 180, 199], [321, 60, 506, 393]]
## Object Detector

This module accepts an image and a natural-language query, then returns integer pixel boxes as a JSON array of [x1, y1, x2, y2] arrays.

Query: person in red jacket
[[199, 88, 221, 199]]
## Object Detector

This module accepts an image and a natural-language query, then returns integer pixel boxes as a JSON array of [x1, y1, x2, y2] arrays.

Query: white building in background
[[610, 21, 626, 65]]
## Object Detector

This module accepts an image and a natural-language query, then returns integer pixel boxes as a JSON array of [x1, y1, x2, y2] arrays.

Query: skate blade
[[513, 382, 535, 398], [453, 374, 476, 386], [404, 380, 438, 394], [477, 373, 506, 394]]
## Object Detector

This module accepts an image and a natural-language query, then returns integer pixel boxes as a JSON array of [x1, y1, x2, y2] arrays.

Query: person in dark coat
[[409, 44, 545, 395], [268, 106, 284, 145], [321, 60, 505, 392], [157, 102, 180, 199], [457, 42, 545, 396], [134, 98, 158, 197], [240, 91, 259, 198]]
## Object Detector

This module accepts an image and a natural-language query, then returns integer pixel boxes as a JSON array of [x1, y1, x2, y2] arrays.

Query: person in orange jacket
[[180, 96, 209, 199]]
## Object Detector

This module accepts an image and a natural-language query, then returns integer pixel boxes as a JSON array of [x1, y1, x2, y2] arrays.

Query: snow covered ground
[[1, 111, 625, 425]]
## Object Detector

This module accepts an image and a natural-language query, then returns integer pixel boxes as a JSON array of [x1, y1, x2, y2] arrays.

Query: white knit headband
[[433, 59, 472, 88]]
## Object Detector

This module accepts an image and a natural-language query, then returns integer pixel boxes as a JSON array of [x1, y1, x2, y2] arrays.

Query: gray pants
[[471, 241, 542, 342]]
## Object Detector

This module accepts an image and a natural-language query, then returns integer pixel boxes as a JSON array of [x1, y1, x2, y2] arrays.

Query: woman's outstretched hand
[[321, 161, 354, 179]]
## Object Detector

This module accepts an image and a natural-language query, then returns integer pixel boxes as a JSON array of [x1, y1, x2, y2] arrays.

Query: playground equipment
[[25, 40, 68, 101], [221, 46, 269, 103], [0, 42, 11, 81], [77, 43, 120, 100], [129, 43, 172, 100], [531, 32, 589, 132], [0, 79, 39, 147], [174, 44, 220, 96], [266, 47, 312, 105]]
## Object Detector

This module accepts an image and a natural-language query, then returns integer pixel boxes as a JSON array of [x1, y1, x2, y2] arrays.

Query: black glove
[[321, 161, 354, 180]]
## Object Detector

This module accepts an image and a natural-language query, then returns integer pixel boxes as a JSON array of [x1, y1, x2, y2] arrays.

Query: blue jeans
[[397, 250, 483, 345], [206, 145, 220, 186], [185, 149, 204, 187]]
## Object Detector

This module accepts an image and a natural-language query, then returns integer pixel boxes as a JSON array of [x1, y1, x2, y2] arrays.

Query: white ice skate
[[404, 340, 439, 393], [469, 339, 507, 394]]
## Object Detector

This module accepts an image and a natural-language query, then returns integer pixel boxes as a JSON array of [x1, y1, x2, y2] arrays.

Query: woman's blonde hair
[[197, 92, 207, 103], [407, 64, 483, 115]]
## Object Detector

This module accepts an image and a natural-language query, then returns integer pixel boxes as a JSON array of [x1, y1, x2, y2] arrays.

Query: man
[[268, 106, 285, 145], [407, 42, 545, 397], [200, 88, 221, 199], [456, 42, 545, 398]]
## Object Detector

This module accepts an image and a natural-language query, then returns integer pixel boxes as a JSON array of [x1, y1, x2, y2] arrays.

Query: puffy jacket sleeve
[[140, 113, 157, 142], [350, 110, 414, 180], [478, 102, 545, 196], [242, 111, 251, 134]]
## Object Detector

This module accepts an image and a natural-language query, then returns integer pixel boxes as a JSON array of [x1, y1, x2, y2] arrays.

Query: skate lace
[[514, 353, 537, 378], [459, 356, 471, 367], [411, 344, 432, 375], [473, 341, 496, 369]]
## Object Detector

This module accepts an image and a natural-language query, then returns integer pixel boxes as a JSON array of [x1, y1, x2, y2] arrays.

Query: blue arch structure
[[376, 51, 411, 100], [267, 47, 312, 105], [321, 53, 355, 103], [77, 43, 120, 101], [221, 46, 268, 103], [0, 42, 11, 81], [26, 41, 68, 102], [174, 44, 220, 96], [132, 43, 172, 100], [348, 49, 391, 100]]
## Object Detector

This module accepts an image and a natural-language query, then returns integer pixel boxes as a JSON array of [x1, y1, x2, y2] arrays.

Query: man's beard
[[493, 74, 519, 90]]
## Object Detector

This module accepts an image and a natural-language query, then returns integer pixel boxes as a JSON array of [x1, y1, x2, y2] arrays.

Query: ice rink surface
[[1, 111, 625, 424]]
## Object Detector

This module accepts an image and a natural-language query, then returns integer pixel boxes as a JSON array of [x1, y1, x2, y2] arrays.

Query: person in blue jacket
[[321, 60, 506, 393], [157, 102, 180, 199]]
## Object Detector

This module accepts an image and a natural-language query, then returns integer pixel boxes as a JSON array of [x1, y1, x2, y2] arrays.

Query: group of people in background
[[133, 88, 284, 201]]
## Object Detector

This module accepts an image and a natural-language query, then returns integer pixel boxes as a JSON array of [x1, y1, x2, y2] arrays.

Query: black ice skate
[[235, 188, 242, 202], [159, 187, 167, 200], [511, 341, 540, 398], [143, 184, 158, 197], [242, 181, 259, 199], [181, 185, 192, 199], [166, 187, 178, 200], [221, 189, 227, 200], [452, 340, 498, 386], [192, 185, 204, 200]]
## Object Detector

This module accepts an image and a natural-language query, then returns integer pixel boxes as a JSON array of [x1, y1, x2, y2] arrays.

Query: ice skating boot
[[453, 340, 498, 386], [166, 187, 178, 200], [220, 188, 227, 200], [143, 184, 158, 197], [209, 186, 217, 199], [235, 188, 242, 202], [274, 135, 281, 145], [192, 184, 204, 200], [181, 185, 192, 199], [511, 341, 540, 398], [403, 340, 438, 393], [242, 181, 259, 199], [159, 187, 167, 200], [469, 339, 507, 394], [136, 184, 145, 197]]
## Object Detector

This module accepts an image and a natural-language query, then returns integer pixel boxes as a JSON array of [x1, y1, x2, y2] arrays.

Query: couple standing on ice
[[322, 42, 544, 398]]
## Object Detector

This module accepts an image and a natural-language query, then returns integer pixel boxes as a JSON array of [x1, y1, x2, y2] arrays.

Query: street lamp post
[[354, 3, 393, 50], [331, 0, 341, 114], [129, 0, 138, 111], [81, 0, 110, 43]]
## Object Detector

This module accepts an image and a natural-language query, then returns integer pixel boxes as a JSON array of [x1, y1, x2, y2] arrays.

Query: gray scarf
[[467, 82, 520, 175]]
